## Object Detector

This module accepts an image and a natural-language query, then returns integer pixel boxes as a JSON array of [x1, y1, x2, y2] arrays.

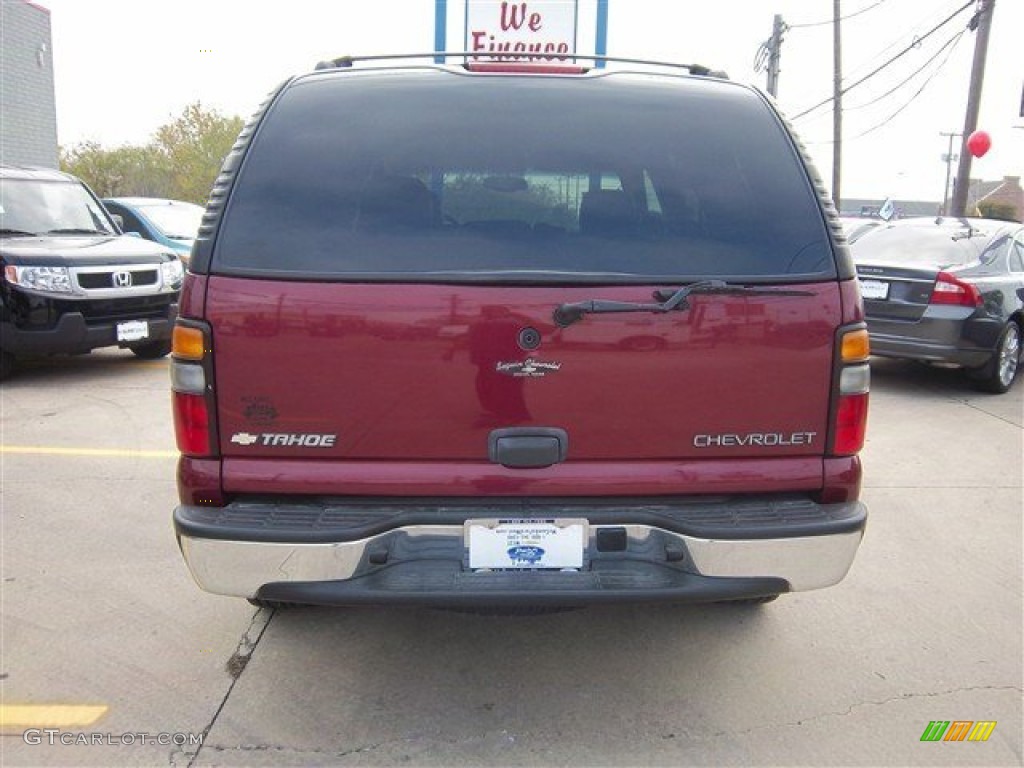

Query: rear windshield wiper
[[553, 280, 813, 328], [45, 228, 110, 235]]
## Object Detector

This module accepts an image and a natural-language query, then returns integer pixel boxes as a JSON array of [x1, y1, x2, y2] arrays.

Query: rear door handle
[[488, 427, 569, 469]]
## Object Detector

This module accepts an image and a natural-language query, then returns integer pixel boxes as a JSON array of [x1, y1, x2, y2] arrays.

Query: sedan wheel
[[971, 322, 1021, 394]]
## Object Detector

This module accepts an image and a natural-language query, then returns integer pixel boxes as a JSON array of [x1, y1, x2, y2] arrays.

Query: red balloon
[[966, 130, 992, 158]]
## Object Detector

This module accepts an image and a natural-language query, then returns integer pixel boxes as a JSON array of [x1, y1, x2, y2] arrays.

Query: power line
[[849, 27, 967, 139], [787, 0, 887, 30], [844, 29, 965, 112], [753, 39, 771, 73], [792, 0, 972, 120], [755, 0, 891, 79], [842, 0, 971, 83], [790, 0, 975, 121], [803, 28, 966, 145]]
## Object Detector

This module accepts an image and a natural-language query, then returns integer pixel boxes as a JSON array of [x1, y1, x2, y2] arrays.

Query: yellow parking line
[[0, 446, 177, 459], [0, 704, 108, 728]]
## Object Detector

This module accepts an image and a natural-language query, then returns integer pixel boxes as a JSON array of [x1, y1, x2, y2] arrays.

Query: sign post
[[434, 0, 447, 62]]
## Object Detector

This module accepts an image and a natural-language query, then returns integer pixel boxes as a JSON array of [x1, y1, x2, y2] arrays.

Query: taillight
[[831, 327, 870, 456], [930, 271, 982, 307], [171, 323, 214, 457], [173, 391, 210, 455]]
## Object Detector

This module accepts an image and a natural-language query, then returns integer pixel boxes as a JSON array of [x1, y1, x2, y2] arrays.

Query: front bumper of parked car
[[174, 497, 867, 607], [1, 300, 177, 355]]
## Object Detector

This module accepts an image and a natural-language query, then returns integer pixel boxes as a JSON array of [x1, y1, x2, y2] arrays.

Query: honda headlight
[[160, 259, 184, 291], [3, 265, 73, 293]]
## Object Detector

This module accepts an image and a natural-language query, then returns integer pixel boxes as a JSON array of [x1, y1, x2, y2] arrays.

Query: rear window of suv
[[213, 69, 834, 283]]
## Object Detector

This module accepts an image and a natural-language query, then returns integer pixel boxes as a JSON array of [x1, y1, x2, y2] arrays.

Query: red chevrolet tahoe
[[172, 55, 869, 609]]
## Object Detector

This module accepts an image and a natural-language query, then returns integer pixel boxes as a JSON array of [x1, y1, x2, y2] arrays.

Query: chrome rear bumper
[[175, 500, 866, 605]]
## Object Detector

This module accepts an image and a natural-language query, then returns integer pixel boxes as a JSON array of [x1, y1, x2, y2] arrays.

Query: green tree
[[60, 141, 170, 198], [59, 102, 242, 204], [154, 102, 243, 204]]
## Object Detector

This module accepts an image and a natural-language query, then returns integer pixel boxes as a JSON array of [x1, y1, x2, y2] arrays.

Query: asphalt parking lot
[[1, 350, 1021, 767]]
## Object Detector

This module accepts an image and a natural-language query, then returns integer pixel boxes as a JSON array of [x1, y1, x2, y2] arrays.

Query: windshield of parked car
[[139, 202, 204, 240], [0, 178, 117, 236], [214, 71, 834, 282]]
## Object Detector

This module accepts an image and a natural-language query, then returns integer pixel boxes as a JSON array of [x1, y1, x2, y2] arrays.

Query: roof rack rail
[[313, 52, 728, 79]]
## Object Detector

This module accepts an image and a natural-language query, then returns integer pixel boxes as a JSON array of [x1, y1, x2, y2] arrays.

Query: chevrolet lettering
[[693, 432, 818, 448]]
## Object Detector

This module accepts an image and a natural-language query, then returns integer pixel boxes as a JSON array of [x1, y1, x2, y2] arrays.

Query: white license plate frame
[[116, 320, 150, 342], [465, 518, 587, 570], [859, 279, 890, 300]]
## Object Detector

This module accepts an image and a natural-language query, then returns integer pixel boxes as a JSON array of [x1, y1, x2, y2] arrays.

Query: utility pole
[[940, 131, 961, 216], [832, 0, 843, 213], [766, 14, 784, 97], [951, 0, 996, 217]]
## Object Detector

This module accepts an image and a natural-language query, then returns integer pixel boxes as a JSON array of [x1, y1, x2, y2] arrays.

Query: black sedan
[[851, 217, 1023, 393]]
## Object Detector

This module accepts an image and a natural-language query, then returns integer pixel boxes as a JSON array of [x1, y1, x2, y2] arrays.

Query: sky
[[35, 0, 1024, 204]]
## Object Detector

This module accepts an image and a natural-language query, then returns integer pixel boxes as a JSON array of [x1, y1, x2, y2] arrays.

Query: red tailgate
[[208, 278, 839, 470]]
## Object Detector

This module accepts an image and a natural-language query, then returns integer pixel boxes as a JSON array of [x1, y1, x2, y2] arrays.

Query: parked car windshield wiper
[[45, 227, 111, 235], [553, 280, 813, 328], [0, 228, 39, 237]]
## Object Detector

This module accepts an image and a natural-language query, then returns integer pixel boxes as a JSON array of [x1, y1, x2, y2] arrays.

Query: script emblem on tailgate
[[230, 432, 337, 447]]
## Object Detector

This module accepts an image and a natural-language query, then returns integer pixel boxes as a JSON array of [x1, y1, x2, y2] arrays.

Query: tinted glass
[[215, 71, 833, 282], [110, 205, 145, 235]]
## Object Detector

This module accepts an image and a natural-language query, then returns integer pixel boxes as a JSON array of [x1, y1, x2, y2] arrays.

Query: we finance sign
[[434, 0, 607, 66], [467, 1, 577, 61]]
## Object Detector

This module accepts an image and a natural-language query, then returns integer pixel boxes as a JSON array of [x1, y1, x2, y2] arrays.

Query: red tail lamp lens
[[931, 272, 982, 307], [833, 392, 869, 456], [174, 392, 211, 456]]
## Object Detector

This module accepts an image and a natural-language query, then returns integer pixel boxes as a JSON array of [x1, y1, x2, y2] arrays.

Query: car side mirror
[[110, 213, 125, 229]]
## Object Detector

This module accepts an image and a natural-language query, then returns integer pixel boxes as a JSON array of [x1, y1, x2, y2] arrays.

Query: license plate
[[466, 519, 587, 570], [116, 320, 149, 342], [859, 279, 889, 300]]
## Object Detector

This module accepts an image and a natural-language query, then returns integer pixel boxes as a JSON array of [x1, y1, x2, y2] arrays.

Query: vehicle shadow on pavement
[[205, 601, 780, 761], [870, 356, 994, 398], [4, 350, 167, 386], [869, 356, 1023, 428], [868, 358, 970, 397]]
